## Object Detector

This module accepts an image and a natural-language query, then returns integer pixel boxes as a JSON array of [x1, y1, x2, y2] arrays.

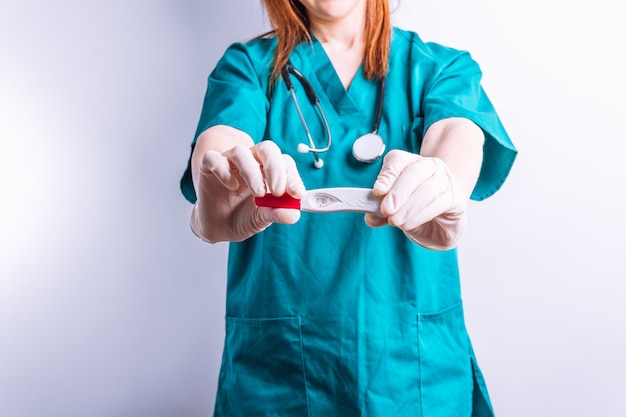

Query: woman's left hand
[[365, 149, 468, 251]]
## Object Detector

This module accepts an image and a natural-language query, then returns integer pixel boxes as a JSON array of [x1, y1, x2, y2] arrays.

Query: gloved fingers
[[255, 206, 301, 225], [224, 144, 267, 196], [251, 141, 287, 196], [404, 213, 467, 251], [201, 150, 240, 191], [283, 154, 306, 198], [364, 213, 389, 228], [189, 202, 209, 243], [379, 156, 438, 216], [442, 166, 468, 214], [372, 150, 418, 195], [390, 183, 451, 231]]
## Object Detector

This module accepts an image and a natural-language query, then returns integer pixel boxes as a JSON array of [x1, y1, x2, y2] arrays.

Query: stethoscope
[[281, 63, 386, 168]]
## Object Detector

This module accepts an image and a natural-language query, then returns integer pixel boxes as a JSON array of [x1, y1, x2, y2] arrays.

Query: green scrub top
[[181, 28, 517, 417]]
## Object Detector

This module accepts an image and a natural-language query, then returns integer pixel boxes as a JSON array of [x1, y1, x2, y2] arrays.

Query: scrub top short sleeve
[[180, 41, 271, 203], [421, 43, 517, 201]]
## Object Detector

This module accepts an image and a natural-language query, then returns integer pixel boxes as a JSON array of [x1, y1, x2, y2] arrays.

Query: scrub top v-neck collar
[[292, 37, 378, 117]]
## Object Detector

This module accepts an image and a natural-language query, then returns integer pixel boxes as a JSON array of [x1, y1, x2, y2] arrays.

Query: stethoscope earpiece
[[298, 143, 324, 168]]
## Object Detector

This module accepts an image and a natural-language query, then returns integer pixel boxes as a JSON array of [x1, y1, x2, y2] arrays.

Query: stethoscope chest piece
[[352, 133, 385, 163]]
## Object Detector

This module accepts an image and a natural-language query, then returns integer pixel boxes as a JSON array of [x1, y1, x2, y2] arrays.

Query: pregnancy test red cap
[[254, 193, 301, 210]]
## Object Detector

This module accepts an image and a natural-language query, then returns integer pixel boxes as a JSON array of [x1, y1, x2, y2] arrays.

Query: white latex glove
[[191, 140, 305, 243], [364, 150, 468, 251]]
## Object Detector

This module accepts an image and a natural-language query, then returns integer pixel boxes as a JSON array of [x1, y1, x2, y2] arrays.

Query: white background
[[1, 1, 624, 416]]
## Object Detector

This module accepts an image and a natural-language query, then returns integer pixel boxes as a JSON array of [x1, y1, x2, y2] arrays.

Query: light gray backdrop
[[1, 1, 624, 416]]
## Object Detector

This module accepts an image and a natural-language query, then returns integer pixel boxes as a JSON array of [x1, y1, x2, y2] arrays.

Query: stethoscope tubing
[[282, 64, 331, 164], [281, 62, 386, 167]]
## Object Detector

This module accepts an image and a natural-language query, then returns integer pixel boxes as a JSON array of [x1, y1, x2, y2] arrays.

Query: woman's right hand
[[191, 140, 305, 243]]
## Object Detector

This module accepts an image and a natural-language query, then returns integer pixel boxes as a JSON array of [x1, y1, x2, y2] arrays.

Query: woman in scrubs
[[180, 0, 517, 415]]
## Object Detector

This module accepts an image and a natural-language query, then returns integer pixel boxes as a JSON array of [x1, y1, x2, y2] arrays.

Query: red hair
[[261, 0, 391, 82]]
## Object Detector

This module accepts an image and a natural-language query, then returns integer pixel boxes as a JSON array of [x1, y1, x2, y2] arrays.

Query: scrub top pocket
[[418, 302, 473, 417], [214, 316, 309, 417]]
